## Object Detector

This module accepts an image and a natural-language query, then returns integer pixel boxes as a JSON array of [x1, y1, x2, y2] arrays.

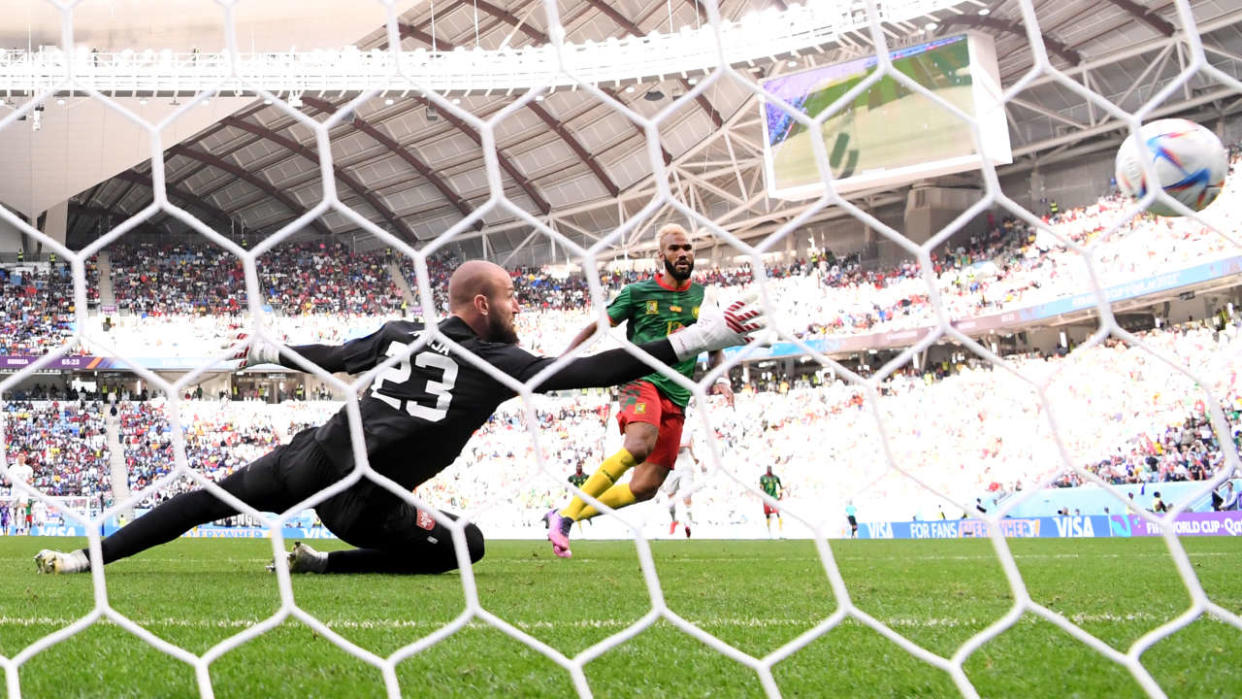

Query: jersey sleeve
[[339, 322, 403, 374], [480, 337, 680, 394], [605, 285, 633, 326]]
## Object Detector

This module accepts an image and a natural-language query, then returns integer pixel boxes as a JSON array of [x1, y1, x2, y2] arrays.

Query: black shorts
[[268, 429, 441, 549], [847, 515, 857, 527], [240, 428, 393, 539]]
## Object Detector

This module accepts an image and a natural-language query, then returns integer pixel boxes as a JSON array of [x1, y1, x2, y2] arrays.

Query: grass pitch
[[1, 536, 1239, 697]]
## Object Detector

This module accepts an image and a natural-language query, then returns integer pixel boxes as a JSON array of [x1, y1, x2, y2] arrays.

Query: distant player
[[566, 464, 590, 533], [660, 427, 705, 538], [35, 260, 764, 575], [760, 466, 784, 536], [6, 454, 33, 536], [544, 224, 734, 558], [567, 464, 589, 491], [845, 502, 858, 538], [31, 499, 47, 534]]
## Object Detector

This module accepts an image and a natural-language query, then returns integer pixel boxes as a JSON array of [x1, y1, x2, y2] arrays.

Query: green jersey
[[607, 277, 706, 407], [568, 473, 588, 488], [760, 474, 783, 498]]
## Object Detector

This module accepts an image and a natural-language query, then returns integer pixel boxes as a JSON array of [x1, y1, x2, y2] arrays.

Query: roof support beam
[[579, 0, 724, 128], [167, 144, 333, 236], [395, 23, 612, 204], [69, 202, 168, 237], [220, 116, 420, 243], [299, 96, 482, 232], [936, 15, 1081, 66], [111, 170, 236, 232], [402, 12, 673, 167], [526, 105, 620, 197], [1101, 0, 1175, 37]]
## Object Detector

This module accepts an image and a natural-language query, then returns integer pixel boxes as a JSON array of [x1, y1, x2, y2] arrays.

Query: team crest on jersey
[[645, 300, 659, 314], [635, 403, 647, 415], [416, 510, 436, 531]]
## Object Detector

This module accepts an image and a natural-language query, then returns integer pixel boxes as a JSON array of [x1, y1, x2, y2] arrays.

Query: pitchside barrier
[[13, 510, 1242, 542], [859, 511, 1242, 540]]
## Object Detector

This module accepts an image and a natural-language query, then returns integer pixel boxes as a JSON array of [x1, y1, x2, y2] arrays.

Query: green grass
[[2, 536, 1240, 697]]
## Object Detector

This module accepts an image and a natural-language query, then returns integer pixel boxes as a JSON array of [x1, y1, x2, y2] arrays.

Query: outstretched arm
[[273, 344, 351, 374], [231, 322, 397, 375], [564, 317, 617, 355], [522, 297, 765, 392], [536, 339, 681, 392], [233, 339, 353, 374]]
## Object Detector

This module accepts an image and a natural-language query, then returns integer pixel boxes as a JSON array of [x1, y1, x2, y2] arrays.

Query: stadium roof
[[2, 0, 1239, 264]]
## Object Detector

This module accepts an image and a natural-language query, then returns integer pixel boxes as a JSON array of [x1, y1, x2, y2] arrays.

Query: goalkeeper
[[36, 260, 764, 575]]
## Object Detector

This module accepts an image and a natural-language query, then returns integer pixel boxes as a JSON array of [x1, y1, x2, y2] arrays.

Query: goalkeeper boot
[[289, 541, 329, 573], [34, 549, 88, 574], [543, 510, 573, 559], [267, 541, 328, 573]]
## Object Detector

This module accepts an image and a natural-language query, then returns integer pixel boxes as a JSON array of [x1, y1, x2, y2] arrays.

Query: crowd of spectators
[[111, 242, 245, 316], [0, 263, 84, 356], [1, 400, 110, 498], [111, 241, 411, 317], [113, 400, 341, 507], [3, 148, 1239, 363], [261, 241, 407, 316]]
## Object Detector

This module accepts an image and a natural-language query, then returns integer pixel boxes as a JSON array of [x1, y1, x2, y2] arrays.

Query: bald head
[[449, 260, 507, 311], [449, 260, 520, 343]]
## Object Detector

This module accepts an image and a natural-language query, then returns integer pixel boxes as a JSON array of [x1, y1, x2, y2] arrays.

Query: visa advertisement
[[859, 511, 1242, 540]]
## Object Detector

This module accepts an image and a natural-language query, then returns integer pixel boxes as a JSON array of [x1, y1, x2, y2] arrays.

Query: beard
[[664, 256, 694, 281], [487, 312, 520, 344]]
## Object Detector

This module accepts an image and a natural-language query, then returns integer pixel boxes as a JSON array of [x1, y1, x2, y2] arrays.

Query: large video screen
[[761, 33, 1011, 199]]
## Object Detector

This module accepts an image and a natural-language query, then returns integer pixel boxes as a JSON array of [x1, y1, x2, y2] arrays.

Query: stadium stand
[[1, 400, 111, 498], [8, 146, 1224, 360]]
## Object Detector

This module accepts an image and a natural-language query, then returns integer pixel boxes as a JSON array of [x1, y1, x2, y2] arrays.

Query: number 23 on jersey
[[369, 341, 458, 422]]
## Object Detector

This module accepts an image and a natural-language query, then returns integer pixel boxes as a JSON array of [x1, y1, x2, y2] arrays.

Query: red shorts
[[764, 503, 780, 517], [616, 381, 684, 469]]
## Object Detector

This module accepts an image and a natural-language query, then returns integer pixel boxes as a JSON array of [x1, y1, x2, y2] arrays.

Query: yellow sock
[[577, 484, 637, 522], [561, 449, 637, 521]]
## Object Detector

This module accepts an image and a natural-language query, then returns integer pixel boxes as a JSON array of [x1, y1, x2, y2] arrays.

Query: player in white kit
[[660, 428, 704, 538], [5, 454, 34, 535]]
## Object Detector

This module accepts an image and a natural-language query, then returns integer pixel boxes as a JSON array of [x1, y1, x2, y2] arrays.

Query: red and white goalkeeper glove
[[668, 294, 766, 362], [225, 333, 281, 369]]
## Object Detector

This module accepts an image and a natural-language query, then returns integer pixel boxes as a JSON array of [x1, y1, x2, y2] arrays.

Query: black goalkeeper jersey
[[307, 316, 675, 493]]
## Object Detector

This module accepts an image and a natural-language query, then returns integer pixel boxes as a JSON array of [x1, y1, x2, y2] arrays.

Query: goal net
[[0, 0, 1240, 695]]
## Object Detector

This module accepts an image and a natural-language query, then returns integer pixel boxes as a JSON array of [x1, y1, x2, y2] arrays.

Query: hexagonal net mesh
[[0, 0, 1240, 696]]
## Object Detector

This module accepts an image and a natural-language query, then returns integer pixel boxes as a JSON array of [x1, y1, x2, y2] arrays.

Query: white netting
[[0, 0, 1240, 696]]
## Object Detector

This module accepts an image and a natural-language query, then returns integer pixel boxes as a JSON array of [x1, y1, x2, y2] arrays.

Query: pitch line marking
[[0, 611, 1233, 631]]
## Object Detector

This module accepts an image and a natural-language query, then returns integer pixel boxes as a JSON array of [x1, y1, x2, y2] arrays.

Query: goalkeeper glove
[[226, 333, 281, 370], [668, 294, 766, 362]]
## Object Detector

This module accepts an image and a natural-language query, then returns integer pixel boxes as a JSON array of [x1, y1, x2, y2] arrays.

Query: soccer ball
[[1114, 118, 1228, 216]]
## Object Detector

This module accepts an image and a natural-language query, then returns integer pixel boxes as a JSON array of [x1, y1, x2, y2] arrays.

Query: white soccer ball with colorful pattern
[[1114, 118, 1228, 216]]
